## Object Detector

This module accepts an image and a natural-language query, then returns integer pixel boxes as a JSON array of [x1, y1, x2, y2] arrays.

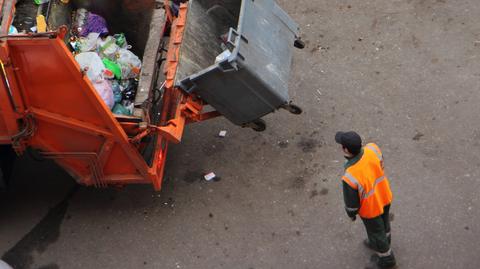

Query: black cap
[[335, 131, 362, 155]]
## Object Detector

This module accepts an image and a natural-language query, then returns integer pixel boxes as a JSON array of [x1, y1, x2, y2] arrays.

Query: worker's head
[[335, 131, 362, 157]]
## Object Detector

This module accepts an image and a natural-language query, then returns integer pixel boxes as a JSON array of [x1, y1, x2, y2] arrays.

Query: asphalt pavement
[[1, 0, 480, 268]]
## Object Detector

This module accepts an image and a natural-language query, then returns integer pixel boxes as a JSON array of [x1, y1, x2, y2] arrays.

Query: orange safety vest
[[342, 143, 393, 219]]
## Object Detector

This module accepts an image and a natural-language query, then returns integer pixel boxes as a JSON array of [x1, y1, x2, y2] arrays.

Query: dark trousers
[[361, 204, 391, 253]]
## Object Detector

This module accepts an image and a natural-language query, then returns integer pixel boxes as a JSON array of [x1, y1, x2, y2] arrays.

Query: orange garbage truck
[[0, 0, 303, 190]]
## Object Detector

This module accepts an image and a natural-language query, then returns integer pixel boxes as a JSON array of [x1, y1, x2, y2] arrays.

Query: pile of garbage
[[71, 8, 142, 116], [8, 2, 142, 116], [9, 0, 142, 116]]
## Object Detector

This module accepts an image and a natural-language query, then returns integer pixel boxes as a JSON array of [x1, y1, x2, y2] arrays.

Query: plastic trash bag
[[8, 25, 18, 35], [114, 33, 129, 49], [75, 52, 105, 82], [112, 103, 131, 115], [93, 80, 115, 109], [117, 49, 142, 79], [78, 32, 100, 52], [121, 79, 138, 101], [75, 53, 115, 108], [81, 12, 109, 37], [98, 36, 120, 60], [122, 100, 134, 115], [111, 80, 123, 103], [102, 58, 122, 79]]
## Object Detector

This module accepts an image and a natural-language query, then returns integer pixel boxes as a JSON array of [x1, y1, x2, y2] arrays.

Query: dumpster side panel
[[3, 37, 156, 187], [9, 40, 107, 127], [32, 121, 104, 153], [0, 110, 8, 143], [186, 66, 284, 125], [237, 0, 298, 102], [103, 144, 138, 175], [175, 0, 225, 81], [0, 90, 19, 145], [0, 47, 21, 145]]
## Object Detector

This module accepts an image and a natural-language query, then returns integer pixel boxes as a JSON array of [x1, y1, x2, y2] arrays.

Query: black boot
[[377, 250, 396, 269]]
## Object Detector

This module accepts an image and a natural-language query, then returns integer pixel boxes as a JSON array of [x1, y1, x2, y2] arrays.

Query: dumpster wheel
[[294, 38, 306, 49], [245, 119, 267, 132], [282, 103, 303, 115]]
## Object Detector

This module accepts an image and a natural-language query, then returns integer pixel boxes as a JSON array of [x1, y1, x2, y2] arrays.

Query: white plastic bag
[[75, 52, 114, 108], [116, 48, 142, 79], [78, 32, 100, 52], [98, 36, 120, 60], [92, 80, 115, 109], [75, 52, 105, 82]]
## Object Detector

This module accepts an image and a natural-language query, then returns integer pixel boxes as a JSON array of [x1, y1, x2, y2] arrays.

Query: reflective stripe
[[363, 175, 386, 199], [366, 144, 383, 161], [377, 248, 392, 257], [344, 172, 365, 197], [345, 207, 359, 212]]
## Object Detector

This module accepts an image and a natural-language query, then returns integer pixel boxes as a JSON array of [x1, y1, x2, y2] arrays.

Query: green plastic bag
[[102, 58, 122, 80], [114, 33, 127, 48], [112, 103, 131, 116], [34, 0, 49, 4]]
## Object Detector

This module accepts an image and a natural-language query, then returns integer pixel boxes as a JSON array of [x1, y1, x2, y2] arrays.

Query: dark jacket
[[342, 150, 363, 218]]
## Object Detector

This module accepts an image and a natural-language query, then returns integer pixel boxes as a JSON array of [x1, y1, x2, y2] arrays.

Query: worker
[[335, 131, 396, 268]]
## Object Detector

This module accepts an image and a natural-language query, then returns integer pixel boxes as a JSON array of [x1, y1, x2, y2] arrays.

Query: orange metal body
[[0, 1, 218, 190]]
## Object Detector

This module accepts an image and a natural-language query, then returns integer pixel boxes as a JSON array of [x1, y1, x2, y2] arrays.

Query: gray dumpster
[[176, 0, 300, 128]]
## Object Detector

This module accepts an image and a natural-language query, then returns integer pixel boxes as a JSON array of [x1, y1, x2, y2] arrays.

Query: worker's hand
[[350, 215, 356, 222]]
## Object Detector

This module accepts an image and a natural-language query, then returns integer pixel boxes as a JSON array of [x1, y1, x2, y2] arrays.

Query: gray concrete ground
[[2, 0, 480, 268]]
